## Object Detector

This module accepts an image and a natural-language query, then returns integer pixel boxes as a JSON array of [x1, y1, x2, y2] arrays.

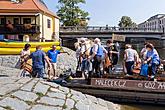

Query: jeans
[[92, 56, 103, 78], [81, 59, 92, 72], [32, 68, 45, 78], [125, 61, 134, 75]]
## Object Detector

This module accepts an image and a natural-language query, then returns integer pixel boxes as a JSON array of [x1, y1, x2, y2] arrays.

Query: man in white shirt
[[89, 38, 107, 78]]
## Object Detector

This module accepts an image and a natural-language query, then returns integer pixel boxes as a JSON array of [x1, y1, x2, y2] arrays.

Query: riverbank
[[0, 47, 121, 110], [0, 47, 77, 76], [0, 66, 120, 110]]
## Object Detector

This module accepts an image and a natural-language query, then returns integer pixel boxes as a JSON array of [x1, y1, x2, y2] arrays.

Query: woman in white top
[[20, 44, 31, 57]]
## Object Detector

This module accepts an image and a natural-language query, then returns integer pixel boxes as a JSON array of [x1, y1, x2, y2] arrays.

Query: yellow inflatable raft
[[0, 41, 60, 48], [0, 46, 61, 55]]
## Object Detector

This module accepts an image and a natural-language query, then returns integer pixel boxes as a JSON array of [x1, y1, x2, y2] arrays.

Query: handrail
[[60, 26, 164, 33]]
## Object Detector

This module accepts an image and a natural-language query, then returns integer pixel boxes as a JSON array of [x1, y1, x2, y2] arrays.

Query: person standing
[[47, 45, 69, 79], [124, 44, 138, 76], [20, 44, 31, 58], [106, 40, 119, 71], [79, 38, 92, 79], [89, 38, 107, 78], [29, 45, 51, 78], [19, 44, 31, 76], [144, 43, 160, 78]]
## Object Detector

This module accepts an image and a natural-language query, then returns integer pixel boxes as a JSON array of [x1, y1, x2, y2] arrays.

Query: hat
[[79, 38, 86, 44]]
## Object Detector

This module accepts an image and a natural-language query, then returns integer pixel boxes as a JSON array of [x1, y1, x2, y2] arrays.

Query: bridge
[[59, 26, 165, 48], [60, 26, 164, 39]]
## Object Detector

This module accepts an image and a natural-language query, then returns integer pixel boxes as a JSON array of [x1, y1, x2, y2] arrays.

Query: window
[[0, 18, 5, 25], [23, 18, 31, 24], [47, 19, 51, 28], [14, 18, 19, 25]]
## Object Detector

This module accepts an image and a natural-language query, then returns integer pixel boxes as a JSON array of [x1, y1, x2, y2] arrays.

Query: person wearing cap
[[47, 45, 69, 79], [79, 38, 92, 79], [88, 38, 107, 78], [124, 44, 138, 76]]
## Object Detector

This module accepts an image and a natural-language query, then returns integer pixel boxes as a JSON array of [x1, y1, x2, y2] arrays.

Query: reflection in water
[[120, 104, 165, 110]]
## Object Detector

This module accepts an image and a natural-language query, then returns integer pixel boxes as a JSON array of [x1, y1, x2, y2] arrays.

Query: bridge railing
[[60, 26, 164, 33]]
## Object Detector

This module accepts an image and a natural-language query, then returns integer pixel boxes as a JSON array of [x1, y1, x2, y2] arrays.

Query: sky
[[43, 0, 165, 26]]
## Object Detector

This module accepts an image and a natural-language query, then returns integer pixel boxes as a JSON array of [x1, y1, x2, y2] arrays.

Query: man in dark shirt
[[29, 45, 51, 78], [106, 40, 119, 71]]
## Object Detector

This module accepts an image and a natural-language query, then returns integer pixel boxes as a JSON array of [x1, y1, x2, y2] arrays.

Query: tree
[[118, 16, 137, 28], [57, 0, 89, 26]]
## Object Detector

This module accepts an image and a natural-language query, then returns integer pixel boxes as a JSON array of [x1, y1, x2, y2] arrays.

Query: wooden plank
[[91, 78, 165, 93], [112, 34, 126, 41]]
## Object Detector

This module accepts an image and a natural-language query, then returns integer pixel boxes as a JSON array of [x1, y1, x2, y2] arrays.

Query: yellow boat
[[0, 41, 60, 48], [0, 46, 61, 55]]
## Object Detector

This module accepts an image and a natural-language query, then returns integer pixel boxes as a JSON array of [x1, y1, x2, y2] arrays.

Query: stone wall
[[0, 47, 77, 75]]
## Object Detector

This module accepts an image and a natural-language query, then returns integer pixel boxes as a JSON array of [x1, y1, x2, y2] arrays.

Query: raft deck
[[63, 72, 165, 105]]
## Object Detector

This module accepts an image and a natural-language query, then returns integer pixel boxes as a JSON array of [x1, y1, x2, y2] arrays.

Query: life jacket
[[96, 45, 104, 57], [90, 44, 103, 57]]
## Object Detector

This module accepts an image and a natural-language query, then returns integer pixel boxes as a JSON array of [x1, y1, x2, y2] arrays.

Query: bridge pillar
[[163, 40, 165, 48]]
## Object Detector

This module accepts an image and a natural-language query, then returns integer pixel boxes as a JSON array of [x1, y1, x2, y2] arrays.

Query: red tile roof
[[0, 0, 59, 18]]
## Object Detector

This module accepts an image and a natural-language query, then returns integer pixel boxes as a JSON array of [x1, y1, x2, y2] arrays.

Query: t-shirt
[[20, 49, 30, 56], [125, 48, 137, 62], [47, 50, 60, 63], [107, 44, 118, 58], [29, 50, 46, 69]]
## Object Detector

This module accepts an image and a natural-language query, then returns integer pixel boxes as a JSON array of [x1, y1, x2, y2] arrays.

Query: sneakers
[[151, 75, 155, 79]]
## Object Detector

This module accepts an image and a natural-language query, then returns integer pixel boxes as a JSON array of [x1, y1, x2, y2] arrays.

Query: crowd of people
[[20, 44, 68, 80], [20, 38, 165, 80], [76, 38, 164, 79]]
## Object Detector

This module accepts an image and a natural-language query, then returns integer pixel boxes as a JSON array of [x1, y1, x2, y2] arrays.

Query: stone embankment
[[0, 66, 120, 110], [0, 47, 120, 110], [0, 47, 77, 75]]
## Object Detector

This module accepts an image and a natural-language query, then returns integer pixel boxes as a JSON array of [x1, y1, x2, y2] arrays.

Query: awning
[[0, 13, 39, 16]]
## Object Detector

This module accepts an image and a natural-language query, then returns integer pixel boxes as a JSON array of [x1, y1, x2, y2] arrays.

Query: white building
[[138, 14, 165, 30]]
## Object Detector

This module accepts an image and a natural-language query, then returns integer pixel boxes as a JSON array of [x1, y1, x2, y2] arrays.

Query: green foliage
[[36, 92, 44, 97], [62, 104, 67, 109], [118, 16, 137, 28], [4, 106, 12, 110], [57, 0, 89, 26]]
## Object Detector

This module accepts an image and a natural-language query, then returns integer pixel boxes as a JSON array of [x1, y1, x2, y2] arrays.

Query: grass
[[25, 101, 33, 105], [4, 106, 12, 110], [62, 104, 67, 109], [36, 92, 44, 97]]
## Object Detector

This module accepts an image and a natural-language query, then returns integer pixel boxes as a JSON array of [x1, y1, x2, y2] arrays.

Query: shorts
[[32, 68, 45, 78], [51, 63, 57, 70]]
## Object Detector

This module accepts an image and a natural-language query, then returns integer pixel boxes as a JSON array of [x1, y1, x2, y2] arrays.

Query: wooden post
[[20, 16, 22, 24]]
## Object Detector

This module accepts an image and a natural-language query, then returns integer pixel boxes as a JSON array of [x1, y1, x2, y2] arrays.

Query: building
[[0, 0, 60, 41], [138, 14, 165, 30]]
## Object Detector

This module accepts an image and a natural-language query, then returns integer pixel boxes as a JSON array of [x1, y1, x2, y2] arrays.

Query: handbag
[[140, 64, 148, 77]]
